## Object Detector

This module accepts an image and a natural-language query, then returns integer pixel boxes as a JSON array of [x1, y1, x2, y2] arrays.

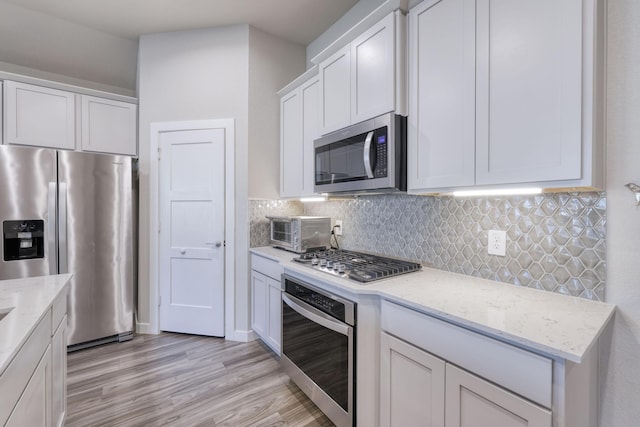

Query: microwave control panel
[[375, 134, 387, 178]]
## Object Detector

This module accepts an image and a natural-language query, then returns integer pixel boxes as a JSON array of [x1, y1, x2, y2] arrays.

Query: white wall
[[137, 25, 250, 336], [137, 24, 306, 338], [248, 28, 306, 200], [0, 1, 137, 95], [600, 0, 640, 425], [306, 0, 387, 65]]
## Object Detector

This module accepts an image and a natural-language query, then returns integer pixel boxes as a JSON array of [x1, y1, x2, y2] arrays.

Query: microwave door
[[316, 136, 369, 185]]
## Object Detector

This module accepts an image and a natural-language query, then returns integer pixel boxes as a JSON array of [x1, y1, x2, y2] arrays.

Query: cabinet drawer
[[381, 300, 552, 408], [251, 254, 283, 281]]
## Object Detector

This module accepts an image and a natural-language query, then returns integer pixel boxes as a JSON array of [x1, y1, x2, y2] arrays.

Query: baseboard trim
[[227, 329, 258, 342], [136, 322, 158, 335]]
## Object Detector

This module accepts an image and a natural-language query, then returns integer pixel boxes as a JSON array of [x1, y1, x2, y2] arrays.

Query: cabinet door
[[380, 332, 445, 427], [52, 316, 67, 427], [351, 12, 396, 124], [319, 46, 351, 134], [475, 0, 583, 185], [266, 277, 282, 355], [251, 271, 268, 340], [280, 89, 302, 198], [4, 81, 75, 150], [408, 0, 476, 191], [300, 77, 320, 197], [81, 95, 137, 156], [445, 364, 551, 427], [6, 345, 52, 427]]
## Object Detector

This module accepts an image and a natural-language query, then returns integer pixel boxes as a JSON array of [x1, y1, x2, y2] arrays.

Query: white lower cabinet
[[381, 330, 552, 427], [0, 289, 67, 427], [446, 364, 551, 427], [379, 300, 596, 427], [6, 345, 53, 427], [251, 254, 284, 355], [52, 315, 67, 427], [380, 332, 445, 427]]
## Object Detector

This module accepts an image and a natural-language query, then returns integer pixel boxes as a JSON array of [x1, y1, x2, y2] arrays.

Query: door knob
[[215, 241, 222, 248], [180, 248, 186, 255]]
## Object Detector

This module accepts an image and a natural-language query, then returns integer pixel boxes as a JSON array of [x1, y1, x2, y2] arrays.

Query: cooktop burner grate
[[293, 249, 422, 283]]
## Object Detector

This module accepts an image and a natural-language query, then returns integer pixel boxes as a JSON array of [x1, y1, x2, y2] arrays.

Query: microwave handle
[[363, 131, 375, 179]]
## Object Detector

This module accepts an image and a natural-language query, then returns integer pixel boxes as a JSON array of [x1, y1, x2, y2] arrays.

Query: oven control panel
[[284, 278, 355, 326]]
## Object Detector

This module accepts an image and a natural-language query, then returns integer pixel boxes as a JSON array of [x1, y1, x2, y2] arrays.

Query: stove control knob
[[311, 258, 319, 266], [319, 259, 327, 267], [337, 264, 347, 274], [327, 260, 334, 268]]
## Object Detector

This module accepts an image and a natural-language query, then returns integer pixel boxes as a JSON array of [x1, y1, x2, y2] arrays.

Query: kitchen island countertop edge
[[0, 274, 72, 376]]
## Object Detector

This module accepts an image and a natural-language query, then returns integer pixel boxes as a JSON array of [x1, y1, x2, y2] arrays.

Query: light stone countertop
[[251, 246, 615, 363], [0, 274, 72, 376]]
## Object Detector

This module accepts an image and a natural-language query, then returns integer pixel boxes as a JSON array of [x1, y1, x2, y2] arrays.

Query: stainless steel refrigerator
[[0, 145, 135, 347]]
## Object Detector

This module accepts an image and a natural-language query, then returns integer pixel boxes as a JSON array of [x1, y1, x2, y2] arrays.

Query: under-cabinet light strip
[[299, 196, 327, 202], [452, 188, 543, 197]]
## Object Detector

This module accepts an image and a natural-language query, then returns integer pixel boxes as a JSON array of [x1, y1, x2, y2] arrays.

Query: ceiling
[[0, 0, 359, 46]]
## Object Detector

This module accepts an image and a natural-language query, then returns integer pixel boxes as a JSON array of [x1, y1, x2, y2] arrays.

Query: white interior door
[[159, 128, 225, 336]]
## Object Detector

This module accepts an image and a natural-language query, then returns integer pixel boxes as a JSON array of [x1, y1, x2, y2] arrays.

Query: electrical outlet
[[487, 230, 506, 256], [334, 220, 343, 236]]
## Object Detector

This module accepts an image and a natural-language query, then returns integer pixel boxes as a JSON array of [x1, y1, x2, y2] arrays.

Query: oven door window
[[282, 302, 350, 411]]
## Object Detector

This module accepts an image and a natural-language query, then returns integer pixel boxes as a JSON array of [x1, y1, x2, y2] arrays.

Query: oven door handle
[[282, 293, 350, 336]]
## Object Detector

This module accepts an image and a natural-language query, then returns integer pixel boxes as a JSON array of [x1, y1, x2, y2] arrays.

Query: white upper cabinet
[[4, 81, 76, 150], [351, 12, 396, 124], [408, 0, 476, 190], [280, 89, 303, 198], [319, 10, 406, 135], [475, 0, 583, 186], [408, 0, 605, 193], [300, 77, 320, 197], [80, 95, 137, 156], [319, 46, 351, 134], [2, 79, 138, 156], [279, 69, 320, 199]]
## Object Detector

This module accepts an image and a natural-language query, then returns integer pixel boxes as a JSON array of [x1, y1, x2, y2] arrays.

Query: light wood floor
[[66, 333, 334, 426]]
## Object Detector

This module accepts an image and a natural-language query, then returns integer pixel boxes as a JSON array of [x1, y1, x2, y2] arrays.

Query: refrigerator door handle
[[58, 182, 68, 274], [47, 182, 58, 274]]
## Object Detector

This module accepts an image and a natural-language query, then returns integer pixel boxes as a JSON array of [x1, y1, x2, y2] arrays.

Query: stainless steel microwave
[[266, 216, 331, 253], [314, 113, 407, 195]]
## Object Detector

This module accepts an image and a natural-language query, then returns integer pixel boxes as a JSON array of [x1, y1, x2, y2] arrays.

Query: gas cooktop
[[293, 248, 422, 283]]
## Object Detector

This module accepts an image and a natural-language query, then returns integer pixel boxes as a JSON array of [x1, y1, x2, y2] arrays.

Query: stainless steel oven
[[281, 274, 356, 427]]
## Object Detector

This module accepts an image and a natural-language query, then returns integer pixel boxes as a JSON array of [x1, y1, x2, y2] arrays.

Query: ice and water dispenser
[[3, 220, 45, 260]]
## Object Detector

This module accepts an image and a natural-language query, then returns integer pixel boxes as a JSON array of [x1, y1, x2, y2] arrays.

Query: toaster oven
[[267, 216, 331, 253]]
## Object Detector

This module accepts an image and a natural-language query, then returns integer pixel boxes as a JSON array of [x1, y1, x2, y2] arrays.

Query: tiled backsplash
[[250, 192, 606, 301]]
